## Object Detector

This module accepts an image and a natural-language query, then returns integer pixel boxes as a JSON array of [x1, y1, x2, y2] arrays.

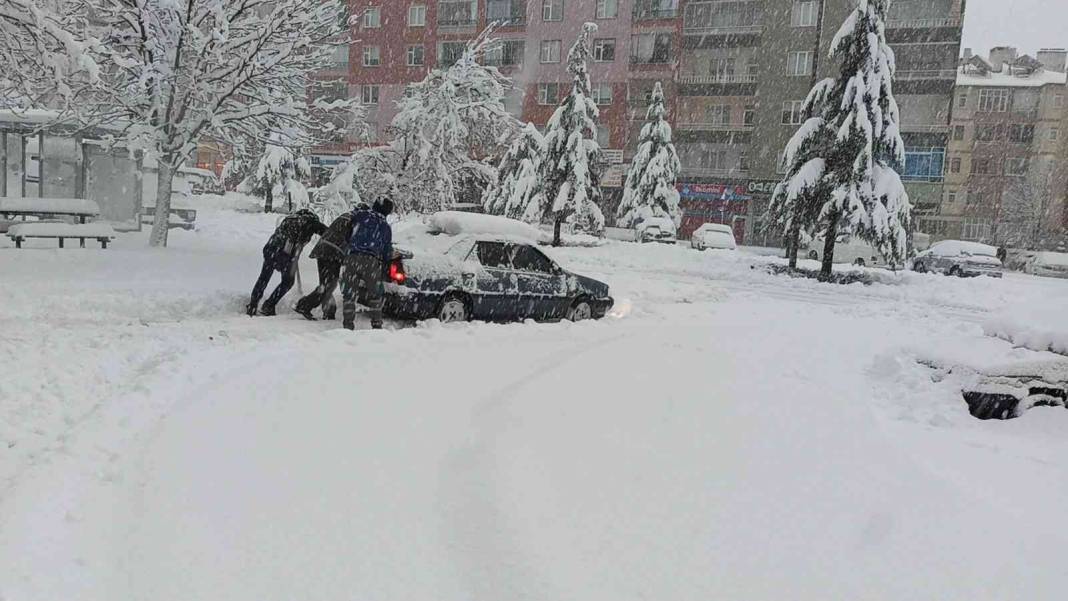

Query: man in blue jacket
[[341, 198, 393, 330]]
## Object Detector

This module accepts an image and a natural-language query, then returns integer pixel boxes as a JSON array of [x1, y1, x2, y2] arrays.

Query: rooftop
[[956, 67, 1068, 88]]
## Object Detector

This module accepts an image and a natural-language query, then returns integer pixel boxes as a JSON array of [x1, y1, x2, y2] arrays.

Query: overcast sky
[[961, 0, 1066, 57]]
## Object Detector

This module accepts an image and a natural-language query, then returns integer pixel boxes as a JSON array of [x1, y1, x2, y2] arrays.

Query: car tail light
[[389, 260, 406, 284]]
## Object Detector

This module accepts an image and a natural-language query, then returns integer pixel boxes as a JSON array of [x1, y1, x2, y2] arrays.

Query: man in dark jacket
[[247, 209, 326, 316], [341, 198, 393, 330], [294, 206, 363, 320]]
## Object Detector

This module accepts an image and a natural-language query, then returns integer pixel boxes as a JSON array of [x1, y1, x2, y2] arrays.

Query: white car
[[911, 240, 1003, 278], [1025, 251, 1068, 279], [636, 217, 677, 244], [691, 223, 737, 250], [806, 235, 884, 267]]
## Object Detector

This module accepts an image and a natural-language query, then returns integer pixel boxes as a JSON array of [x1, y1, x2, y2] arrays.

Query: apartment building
[[339, 1, 965, 244], [925, 48, 1068, 249]]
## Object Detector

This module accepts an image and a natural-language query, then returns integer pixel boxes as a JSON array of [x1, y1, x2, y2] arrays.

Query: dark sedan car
[[383, 237, 614, 323]]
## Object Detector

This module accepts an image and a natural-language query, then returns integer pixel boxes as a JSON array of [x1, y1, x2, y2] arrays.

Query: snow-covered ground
[[3, 198, 1068, 600]]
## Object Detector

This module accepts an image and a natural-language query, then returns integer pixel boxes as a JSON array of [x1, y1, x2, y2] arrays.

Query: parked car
[[636, 217, 677, 244], [1025, 251, 1068, 279], [383, 237, 614, 323], [806, 235, 884, 267], [691, 223, 737, 251], [911, 240, 1003, 278], [177, 167, 225, 195]]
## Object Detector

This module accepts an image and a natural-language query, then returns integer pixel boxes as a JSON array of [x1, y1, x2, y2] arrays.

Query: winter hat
[[374, 198, 394, 216]]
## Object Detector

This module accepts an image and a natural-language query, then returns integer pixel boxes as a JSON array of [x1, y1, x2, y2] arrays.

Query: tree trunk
[[786, 222, 801, 269], [149, 158, 175, 247], [553, 217, 563, 247], [819, 210, 840, 281], [265, 185, 273, 213]]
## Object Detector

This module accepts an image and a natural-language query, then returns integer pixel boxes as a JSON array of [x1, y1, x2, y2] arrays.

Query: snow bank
[[427, 211, 549, 243], [985, 300, 1068, 356]]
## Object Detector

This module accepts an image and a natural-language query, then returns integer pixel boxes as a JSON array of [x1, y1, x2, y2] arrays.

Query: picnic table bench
[[7, 222, 116, 249], [0, 197, 101, 224]]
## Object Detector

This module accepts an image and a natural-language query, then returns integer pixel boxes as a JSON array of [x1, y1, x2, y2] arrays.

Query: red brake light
[[389, 260, 406, 284]]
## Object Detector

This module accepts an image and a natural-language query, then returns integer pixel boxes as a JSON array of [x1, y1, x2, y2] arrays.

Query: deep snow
[[2, 197, 1068, 600]]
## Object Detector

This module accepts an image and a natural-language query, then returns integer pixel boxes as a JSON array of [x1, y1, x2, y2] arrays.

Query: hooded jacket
[[310, 212, 354, 261], [347, 207, 392, 264]]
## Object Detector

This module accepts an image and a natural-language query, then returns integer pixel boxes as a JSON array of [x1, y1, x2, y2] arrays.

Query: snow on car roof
[[696, 223, 733, 233], [1035, 251, 1068, 266], [930, 240, 998, 257], [427, 211, 549, 244]]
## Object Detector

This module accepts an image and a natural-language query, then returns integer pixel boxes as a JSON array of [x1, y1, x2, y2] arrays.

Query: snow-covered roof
[[956, 67, 1068, 88]]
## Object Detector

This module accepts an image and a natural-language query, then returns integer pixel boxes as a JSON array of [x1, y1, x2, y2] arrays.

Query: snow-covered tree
[[768, 0, 911, 278], [240, 135, 312, 213], [384, 27, 515, 214], [312, 157, 364, 222], [482, 123, 544, 219], [1, 0, 99, 109], [527, 22, 605, 246], [615, 82, 680, 229], [81, 0, 355, 246]]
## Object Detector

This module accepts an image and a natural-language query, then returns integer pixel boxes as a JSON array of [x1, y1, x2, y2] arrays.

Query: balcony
[[895, 69, 957, 81], [630, 55, 674, 66], [900, 123, 950, 134], [633, 8, 679, 20], [683, 23, 762, 36], [675, 73, 758, 85], [886, 16, 961, 30], [676, 122, 754, 132], [437, 18, 478, 32]]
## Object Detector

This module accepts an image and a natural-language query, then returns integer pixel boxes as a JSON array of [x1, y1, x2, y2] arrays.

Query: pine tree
[[768, 0, 911, 278], [482, 123, 544, 219], [615, 82, 681, 229], [529, 22, 605, 246]]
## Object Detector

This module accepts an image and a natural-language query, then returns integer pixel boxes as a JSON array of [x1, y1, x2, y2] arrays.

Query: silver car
[[911, 240, 1003, 278], [1025, 252, 1068, 279]]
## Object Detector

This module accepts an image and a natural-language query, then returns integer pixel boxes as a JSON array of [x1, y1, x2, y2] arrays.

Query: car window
[[476, 242, 511, 269], [509, 245, 556, 274]]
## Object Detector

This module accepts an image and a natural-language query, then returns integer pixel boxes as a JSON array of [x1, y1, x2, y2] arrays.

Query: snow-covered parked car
[[1025, 251, 1068, 279], [691, 223, 737, 251], [383, 237, 614, 323], [426, 211, 550, 243], [911, 240, 1003, 278], [636, 217, 677, 244], [806, 234, 885, 267]]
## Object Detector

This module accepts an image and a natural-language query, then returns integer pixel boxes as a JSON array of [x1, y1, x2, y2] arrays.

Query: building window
[[361, 85, 380, 105], [596, 0, 617, 19], [710, 57, 735, 78], [439, 41, 466, 66], [363, 7, 381, 28], [593, 39, 616, 62], [630, 33, 672, 64], [962, 217, 991, 241], [484, 40, 524, 66], [791, 1, 818, 27], [407, 45, 425, 66], [976, 125, 999, 142], [707, 104, 730, 125], [539, 40, 562, 63], [949, 157, 961, 173], [952, 125, 965, 141], [439, 0, 477, 26], [978, 89, 1010, 112], [970, 158, 993, 175], [592, 83, 613, 105], [1006, 157, 1028, 176], [739, 152, 750, 172], [1050, 127, 1060, 142], [743, 105, 755, 126], [1009, 124, 1035, 143], [684, 0, 760, 30], [542, 0, 563, 21], [781, 100, 805, 125], [946, 191, 958, 204], [903, 147, 945, 182], [362, 46, 381, 67], [487, 0, 523, 23], [1055, 94, 1065, 109], [537, 83, 561, 105], [786, 51, 813, 76], [596, 125, 610, 148], [702, 147, 729, 171], [956, 92, 967, 109], [408, 4, 426, 26]]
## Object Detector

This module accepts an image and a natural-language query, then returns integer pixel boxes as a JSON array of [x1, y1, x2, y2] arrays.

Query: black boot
[[260, 304, 277, 317], [342, 320, 355, 331], [296, 307, 317, 321], [246, 302, 258, 316]]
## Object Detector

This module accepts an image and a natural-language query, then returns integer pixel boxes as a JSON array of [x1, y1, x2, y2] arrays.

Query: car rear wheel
[[949, 265, 962, 277], [567, 299, 593, 322], [913, 261, 926, 273], [436, 293, 470, 323], [854, 258, 866, 267], [808, 250, 819, 260]]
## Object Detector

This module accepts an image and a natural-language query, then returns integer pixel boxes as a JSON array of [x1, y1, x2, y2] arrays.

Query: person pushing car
[[293, 204, 366, 321], [341, 198, 393, 331], [246, 209, 326, 316]]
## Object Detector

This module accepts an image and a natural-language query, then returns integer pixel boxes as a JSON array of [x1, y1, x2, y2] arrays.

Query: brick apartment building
[[336, 0, 966, 245]]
